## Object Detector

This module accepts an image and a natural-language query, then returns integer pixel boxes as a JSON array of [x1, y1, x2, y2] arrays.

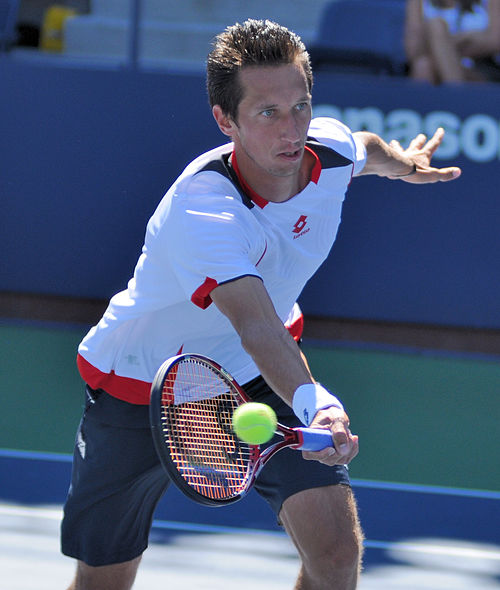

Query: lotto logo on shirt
[[292, 215, 310, 239]]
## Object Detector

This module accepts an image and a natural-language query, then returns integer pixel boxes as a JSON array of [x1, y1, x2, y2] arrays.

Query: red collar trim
[[231, 151, 268, 209], [306, 145, 322, 184], [231, 145, 322, 208]]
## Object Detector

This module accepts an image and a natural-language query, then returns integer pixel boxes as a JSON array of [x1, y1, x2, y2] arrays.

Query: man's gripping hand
[[302, 406, 359, 467]]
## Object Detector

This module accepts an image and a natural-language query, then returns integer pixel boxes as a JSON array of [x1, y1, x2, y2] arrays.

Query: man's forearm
[[238, 318, 314, 405]]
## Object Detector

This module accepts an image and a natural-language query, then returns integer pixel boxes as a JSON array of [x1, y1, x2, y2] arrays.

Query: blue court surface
[[1, 449, 499, 589]]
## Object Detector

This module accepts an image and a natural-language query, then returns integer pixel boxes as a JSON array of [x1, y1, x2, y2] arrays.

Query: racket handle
[[294, 427, 334, 451]]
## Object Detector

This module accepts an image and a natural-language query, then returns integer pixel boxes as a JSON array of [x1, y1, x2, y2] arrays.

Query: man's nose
[[280, 113, 301, 143]]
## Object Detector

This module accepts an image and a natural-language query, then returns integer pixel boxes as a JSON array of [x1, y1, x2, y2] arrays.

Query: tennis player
[[61, 19, 461, 590]]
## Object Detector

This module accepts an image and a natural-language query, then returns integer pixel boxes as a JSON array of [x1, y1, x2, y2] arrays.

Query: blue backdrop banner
[[1, 61, 498, 328]]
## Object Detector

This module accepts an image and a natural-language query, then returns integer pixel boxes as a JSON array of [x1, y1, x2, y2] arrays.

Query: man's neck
[[231, 149, 315, 204]]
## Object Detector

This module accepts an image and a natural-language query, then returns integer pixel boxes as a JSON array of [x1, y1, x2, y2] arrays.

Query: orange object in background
[[40, 5, 77, 52]]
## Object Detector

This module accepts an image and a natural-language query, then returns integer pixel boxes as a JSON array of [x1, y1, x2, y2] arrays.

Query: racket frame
[[150, 354, 331, 506]]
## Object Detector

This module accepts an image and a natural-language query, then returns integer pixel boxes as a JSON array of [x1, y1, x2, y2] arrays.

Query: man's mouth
[[278, 147, 302, 160]]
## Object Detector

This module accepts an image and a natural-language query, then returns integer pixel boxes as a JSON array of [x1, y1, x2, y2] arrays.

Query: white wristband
[[292, 383, 344, 426]]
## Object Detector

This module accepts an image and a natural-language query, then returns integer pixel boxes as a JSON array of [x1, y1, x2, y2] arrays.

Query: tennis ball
[[232, 403, 277, 445]]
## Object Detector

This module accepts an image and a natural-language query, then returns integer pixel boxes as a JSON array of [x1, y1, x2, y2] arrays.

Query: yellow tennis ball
[[232, 403, 277, 445]]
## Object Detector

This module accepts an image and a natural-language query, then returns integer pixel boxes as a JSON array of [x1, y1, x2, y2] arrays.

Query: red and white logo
[[292, 215, 310, 239]]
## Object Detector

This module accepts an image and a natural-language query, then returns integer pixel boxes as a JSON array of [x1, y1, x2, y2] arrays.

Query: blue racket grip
[[294, 427, 334, 451]]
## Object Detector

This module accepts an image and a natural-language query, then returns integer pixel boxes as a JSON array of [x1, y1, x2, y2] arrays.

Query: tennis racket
[[149, 353, 334, 506]]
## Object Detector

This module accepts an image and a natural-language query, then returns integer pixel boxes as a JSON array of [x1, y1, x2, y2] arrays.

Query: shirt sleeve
[[309, 117, 367, 175], [159, 191, 265, 309]]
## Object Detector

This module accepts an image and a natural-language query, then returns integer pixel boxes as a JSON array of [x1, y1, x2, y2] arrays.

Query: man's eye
[[296, 103, 309, 111], [261, 109, 274, 117]]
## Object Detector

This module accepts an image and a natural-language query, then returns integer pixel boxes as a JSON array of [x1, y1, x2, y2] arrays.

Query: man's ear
[[212, 105, 236, 137]]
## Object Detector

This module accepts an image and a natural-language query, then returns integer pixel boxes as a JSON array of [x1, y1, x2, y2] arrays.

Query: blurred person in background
[[405, 0, 500, 83]]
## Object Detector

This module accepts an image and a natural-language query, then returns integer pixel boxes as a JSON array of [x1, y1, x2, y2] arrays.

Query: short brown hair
[[207, 19, 313, 122]]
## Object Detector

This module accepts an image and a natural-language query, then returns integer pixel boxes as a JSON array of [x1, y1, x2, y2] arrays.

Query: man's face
[[228, 61, 312, 182]]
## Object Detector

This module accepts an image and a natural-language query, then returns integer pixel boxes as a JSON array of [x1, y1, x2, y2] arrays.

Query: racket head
[[150, 354, 260, 506]]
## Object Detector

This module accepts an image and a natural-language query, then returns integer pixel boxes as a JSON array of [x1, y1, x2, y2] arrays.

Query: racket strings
[[160, 359, 254, 500]]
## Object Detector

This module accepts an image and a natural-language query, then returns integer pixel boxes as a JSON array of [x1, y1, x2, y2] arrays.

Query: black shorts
[[61, 379, 350, 566]]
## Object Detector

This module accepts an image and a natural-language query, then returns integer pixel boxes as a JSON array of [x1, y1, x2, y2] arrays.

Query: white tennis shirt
[[77, 117, 367, 403]]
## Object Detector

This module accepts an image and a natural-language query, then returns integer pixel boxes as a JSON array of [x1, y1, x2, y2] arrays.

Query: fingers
[[422, 127, 445, 157], [403, 166, 462, 183], [394, 127, 445, 161], [331, 425, 359, 465], [303, 433, 359, 466], [302, 407, 359, 466], [333, 432, 359, 465], [408, 132, 429, 152], [389, 139, 404, 153], [388, 127, 461, 183]]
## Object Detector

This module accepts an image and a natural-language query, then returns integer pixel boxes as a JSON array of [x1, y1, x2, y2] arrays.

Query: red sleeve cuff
[[191, 276, 219, 309]]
